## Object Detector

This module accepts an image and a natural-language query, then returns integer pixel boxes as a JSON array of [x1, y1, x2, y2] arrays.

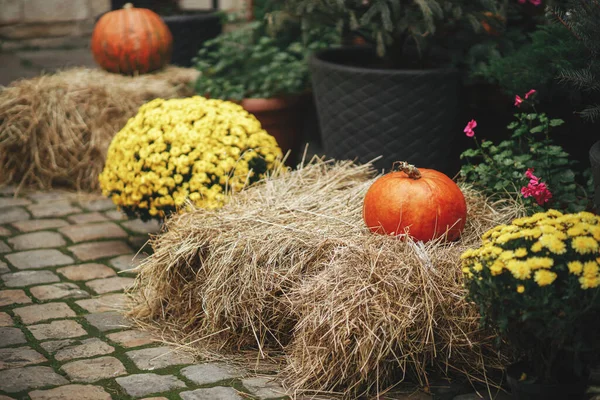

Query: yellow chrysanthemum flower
[[571, 236, 599, 255], [534, 270, 557, 286], [568, 261, 584, 275], [514, 248, 528, 258], [517, 285, 525, 293], [538, 234, 567, 254], [506, 260, 531, 280]]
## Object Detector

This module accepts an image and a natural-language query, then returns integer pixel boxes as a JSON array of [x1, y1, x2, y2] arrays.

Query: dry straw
[[0, 67, 198, 192], [129, 158, 521, 398]]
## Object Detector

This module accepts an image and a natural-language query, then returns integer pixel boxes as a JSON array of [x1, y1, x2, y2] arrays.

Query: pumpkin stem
[[393, 161, 421, 180], [124, 3, 134, 9]]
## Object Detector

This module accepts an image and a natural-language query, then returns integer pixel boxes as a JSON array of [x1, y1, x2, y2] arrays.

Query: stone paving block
[[122, 219, 161, 234], [109, 253, 147, 272], [86, 276, 135, 294], [27, 191, 78, 203], [1, 270, 59, 287], [0, 240, 10, 253], [0, 226, 11, 236], [5, 249, 74, 269], [8, 231, 66, 250], [104, 210, 127, 220], [30, 283, 89, 300], [0, 346, 47, 370], [126, 346, 195, 371], [0, 366, 68, 393], [0, 327, 26, 347], [12, 219, 69, 233], [0, 312, 12, 326], [0, 198, 30, 209], [0, 395, 14, 400], [0, 207, 30, 224], [67, 212, 109, 224], [106, 329, 155, 348], [79, 198, 115, 212], [28, 319, 87, 340], [13, 302, 75, 324], [61, 356, 126, 382], [29, 384, 112, 400], [180, 387, 244, 400], [116, 373, 186, 397], [180, 363, 244, 385], [28, 201, 82, 218], [57, 263, 116, 281], [68, 240, 133, 261], [75, 293, 129, 313], [0, 289, 32, 306], [53, 338, 114, 361], [40, 339, 77, 354], [59, 222, 127, 243], [85, 311, 130, 332], [129, 235, 152, 252], [241, 376, 287, 399], [0, 186, 17, 195], [0, 260, 9, 274]]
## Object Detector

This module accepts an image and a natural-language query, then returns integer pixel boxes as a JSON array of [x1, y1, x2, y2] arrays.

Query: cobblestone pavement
[[0, 187, 301, 400]]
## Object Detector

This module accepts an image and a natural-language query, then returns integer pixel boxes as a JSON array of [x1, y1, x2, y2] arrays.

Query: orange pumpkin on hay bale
[[127, 158, 515, 398]]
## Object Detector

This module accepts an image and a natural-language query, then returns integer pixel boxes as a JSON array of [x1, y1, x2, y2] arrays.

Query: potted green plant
[[283, 0, 503, 174], [194, 19, 336, 164], [461, 210, 600, 399], [109, 0, 222, 67]]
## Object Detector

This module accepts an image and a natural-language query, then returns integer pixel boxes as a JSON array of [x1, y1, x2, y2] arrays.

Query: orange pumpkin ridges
[[91, 3, 173, 75], [362, 161, 467, 242]]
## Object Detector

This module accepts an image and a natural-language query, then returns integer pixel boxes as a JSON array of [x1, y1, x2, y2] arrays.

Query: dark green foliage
[[549, 0, 600, 121], [193, 21, 337, 100], [470, 23, 586, 99], [283, 0, 503, 66]]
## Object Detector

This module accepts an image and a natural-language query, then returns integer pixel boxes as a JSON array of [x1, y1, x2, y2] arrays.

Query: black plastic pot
[[309, 46, 460, 174], [590, 141, 600, 211], [109, 1, 222, 68], [506, 363, 589, 400], [162, 12, 222, 67]]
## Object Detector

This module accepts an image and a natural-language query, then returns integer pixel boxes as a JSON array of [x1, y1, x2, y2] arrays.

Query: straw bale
[[129, 159, 520, 398], [0, 66, 198, 192]]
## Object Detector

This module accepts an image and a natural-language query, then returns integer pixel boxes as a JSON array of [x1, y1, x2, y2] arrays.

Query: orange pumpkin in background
[[363, 162, 467, 242], [91, 3, 173, 75]]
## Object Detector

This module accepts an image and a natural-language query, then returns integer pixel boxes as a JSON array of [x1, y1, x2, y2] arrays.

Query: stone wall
[[0, 0, 244, 51]]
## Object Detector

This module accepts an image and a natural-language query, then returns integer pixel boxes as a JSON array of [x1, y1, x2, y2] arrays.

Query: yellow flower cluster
[[462, 210, 600, 290], [99, 97, 282, 220]]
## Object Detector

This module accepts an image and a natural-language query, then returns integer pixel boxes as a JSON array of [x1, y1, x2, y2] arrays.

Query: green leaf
[[549, 119, 565, 127], [530, 126, 544, 134]]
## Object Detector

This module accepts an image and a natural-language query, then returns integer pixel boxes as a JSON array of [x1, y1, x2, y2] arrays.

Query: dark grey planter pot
[[309, 47, 460, 174], [590, 140, 600, 211]]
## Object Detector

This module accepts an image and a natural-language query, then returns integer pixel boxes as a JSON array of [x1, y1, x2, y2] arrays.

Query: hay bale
[[0, 66, 198, 192], [129, 159, 519, 397]]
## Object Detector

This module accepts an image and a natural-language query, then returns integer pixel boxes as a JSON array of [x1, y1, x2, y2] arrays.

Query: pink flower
[[514, 95, 523, 107], [521, 168, 552, 205], [518, 0, 541, 5], [464, 119, 477, 137], [525, 89, 537, 99]]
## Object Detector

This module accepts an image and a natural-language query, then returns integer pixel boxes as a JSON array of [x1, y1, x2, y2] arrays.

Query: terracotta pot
[[240, 96, 307, 165]]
